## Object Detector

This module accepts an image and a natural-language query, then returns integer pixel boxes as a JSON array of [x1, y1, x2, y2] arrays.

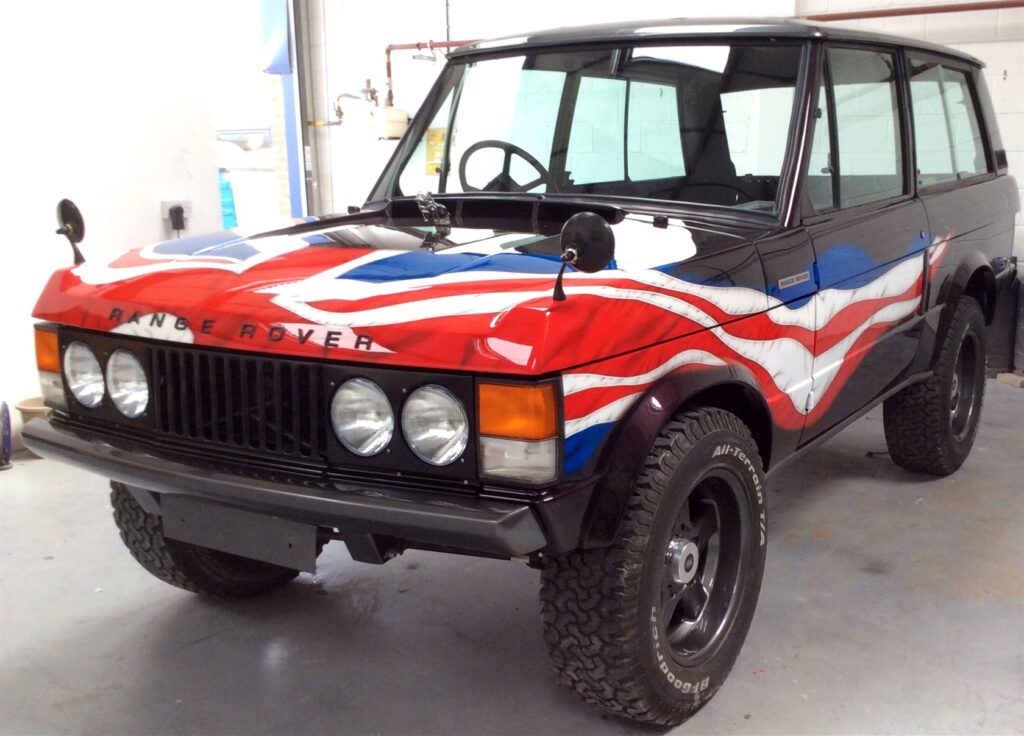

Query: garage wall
[[797, 1, 1024, 255], [0, 1, 222, 445]]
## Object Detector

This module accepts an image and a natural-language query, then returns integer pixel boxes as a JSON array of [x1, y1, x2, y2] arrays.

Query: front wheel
[[540, 408, 767, 726]]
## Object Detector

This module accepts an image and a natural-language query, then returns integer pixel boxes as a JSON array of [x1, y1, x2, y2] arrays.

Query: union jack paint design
[[560, 234, 951, 472], [33, 220, 950, 476]]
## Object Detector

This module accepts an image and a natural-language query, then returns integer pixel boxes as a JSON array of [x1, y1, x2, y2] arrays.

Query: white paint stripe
[[563, 350, 725, 395], [804, 295, 920, 408]]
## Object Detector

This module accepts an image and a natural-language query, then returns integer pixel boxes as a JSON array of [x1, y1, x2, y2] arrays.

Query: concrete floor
[[1, 380, 1022, 735]]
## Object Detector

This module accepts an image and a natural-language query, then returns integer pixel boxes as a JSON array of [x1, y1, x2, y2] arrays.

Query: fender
[[914, 250, 997, 374], [577, 361, 776, 549], [937, 249, 997, 323]]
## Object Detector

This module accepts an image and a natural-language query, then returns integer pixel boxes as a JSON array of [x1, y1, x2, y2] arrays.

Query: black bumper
[[21, 418, 548, 557]]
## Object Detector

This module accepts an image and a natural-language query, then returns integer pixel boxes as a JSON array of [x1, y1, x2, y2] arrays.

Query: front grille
[[148, 345, 323, 461]]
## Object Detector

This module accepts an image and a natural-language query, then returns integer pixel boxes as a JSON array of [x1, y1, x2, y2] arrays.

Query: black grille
[[148, 345, 322, 461]]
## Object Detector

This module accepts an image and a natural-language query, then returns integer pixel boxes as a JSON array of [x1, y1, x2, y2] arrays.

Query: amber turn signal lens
[[478, 383, 557, 441], [34, 328, 60, 373]]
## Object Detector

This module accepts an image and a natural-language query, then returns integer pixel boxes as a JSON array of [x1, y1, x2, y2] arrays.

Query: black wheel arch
[[577, 363, 773, 549], [938, 251, 997, 326]]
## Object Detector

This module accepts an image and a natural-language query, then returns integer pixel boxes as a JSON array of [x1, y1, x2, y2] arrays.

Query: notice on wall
[[425, 128, 446, 175]]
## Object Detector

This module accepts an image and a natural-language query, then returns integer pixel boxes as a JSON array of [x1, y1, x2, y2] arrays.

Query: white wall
[[797, 1, 1024, 254], [0, 1, 222, 445]]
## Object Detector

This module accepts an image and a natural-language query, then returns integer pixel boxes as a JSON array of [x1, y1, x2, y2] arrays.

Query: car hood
[[33, 210, 767, 375]]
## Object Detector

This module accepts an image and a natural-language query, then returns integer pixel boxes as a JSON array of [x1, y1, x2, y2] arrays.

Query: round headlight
[[106, 350, 148, 418], [331, 378, 394, 456], [402, 385, 468, 466], [64, 342, 104, 408]]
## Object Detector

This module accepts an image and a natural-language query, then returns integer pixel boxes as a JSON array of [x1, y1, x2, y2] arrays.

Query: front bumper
[[21, 418, 548, 557]]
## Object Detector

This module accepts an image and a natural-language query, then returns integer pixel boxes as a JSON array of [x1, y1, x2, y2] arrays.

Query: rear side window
[[829, 47, 905, 208], [721, 85, 796, 177], [909, 57, 988, 187], [566, 77, 627, 185], [626, 81, 686, 181], [566, 77, 687, 184]]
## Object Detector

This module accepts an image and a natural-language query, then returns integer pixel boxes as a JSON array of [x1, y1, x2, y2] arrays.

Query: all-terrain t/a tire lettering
[[540, 408, 767, 726]]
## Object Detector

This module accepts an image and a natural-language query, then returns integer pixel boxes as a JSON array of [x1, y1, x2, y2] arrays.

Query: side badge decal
[[778, 270, 812, 290]]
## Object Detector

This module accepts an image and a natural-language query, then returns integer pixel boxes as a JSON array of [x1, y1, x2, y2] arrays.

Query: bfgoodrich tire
[[111, 482, 303, 597], [540, 408, 767, 726], [883, 296, 987, 476]]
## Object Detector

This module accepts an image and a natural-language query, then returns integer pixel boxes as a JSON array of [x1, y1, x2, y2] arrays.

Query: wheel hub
[[666, 537, 700, 585]]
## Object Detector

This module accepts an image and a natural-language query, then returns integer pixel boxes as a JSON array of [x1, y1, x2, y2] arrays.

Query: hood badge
[[415, 191, 451, 240]]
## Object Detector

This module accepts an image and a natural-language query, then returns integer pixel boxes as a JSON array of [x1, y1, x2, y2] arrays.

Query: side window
[[908, 59, 954, 185], [806, 82, 835, 210], [909, 57, 989, 186], [626, 81, 685, 181], [942, 68, 987, 178], [566, 77, 627, 184], [829, 47, 905, 208]]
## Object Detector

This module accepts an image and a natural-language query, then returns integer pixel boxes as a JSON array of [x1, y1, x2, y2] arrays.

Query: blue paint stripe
[[564, 423, 614, 475], [341, 251, 564, 282]]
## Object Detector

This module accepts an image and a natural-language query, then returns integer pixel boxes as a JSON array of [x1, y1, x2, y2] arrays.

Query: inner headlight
[[64, 342, 104, 409], [330, 378, 394, 456], [106, 349, 148, 418], [402, 385, 468, 466]]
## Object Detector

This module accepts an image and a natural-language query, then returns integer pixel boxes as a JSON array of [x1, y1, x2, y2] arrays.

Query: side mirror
[[553, 212, 615, 301], [55, 198, 86, 264]]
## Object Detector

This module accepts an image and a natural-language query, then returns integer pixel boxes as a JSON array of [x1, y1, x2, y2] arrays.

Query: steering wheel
[[458, 140, 560, 193], [671, 180, 754, 203]]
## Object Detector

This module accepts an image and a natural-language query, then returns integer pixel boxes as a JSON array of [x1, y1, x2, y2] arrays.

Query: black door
[[800, 45, 931, 443]]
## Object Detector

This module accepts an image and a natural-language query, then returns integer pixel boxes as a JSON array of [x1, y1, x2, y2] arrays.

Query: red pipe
[[386, 40, 478, 52], [802, 0, 1024, 22], [384, 39, 480, 106]]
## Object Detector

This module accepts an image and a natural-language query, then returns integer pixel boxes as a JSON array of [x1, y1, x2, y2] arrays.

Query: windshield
[[373, 42, 805, 213]]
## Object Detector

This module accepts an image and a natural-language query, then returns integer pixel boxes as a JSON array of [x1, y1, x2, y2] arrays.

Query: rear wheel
[[883, 297, 987, 476], [111, 482, 306, 597], [540, 408, 767, 726]]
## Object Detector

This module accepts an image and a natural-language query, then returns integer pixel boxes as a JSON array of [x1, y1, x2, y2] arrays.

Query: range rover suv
[[25, 18, 1018, 726]]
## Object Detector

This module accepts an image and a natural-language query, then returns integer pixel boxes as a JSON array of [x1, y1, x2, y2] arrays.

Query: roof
[[448, 17, 982, 66]]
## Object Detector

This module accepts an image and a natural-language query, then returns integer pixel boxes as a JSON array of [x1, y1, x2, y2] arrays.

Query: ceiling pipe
[[385, 39, 479, 107], [382, 2, 1024, 106], [801, 0, 1024, 22]]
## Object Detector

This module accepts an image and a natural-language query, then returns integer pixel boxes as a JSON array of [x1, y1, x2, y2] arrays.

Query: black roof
[[449, 17, 981, 66]]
